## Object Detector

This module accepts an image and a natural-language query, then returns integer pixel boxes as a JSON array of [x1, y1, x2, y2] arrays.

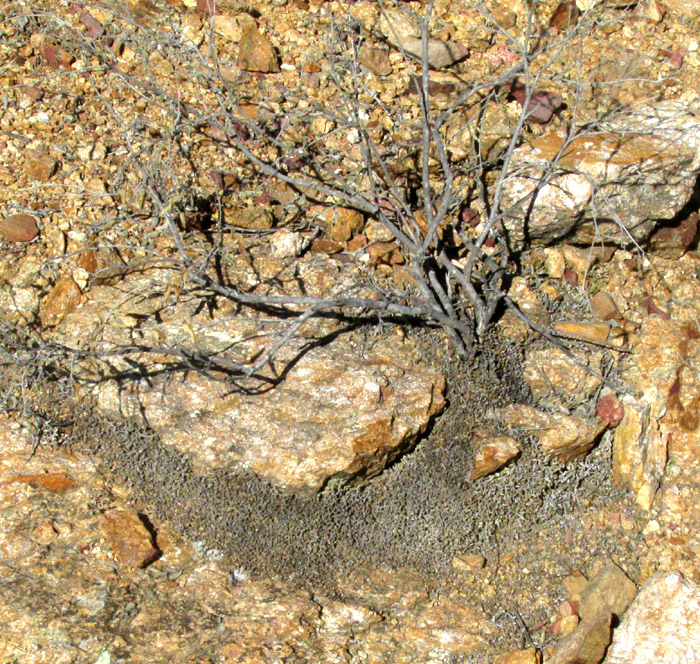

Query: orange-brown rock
[[539, 415, 605, 463], [579, 562, 637, 624], [494, 648, 542, 664], [614, 315, 700, 508], [524, 346, 602, 406], [548, 616, 611, 664], [368, 241, 404, 265], [100, 508, 160, 569], [23, 151, 57, 181], [100, 335, 446, 494], [39, 275, 82, 328], [319, 207, 365, 243], [0, 213, 39, 242], [453, 553, 486, 571], [563, 571, 589, 600], [224, 205, 274, 229], [554, 322, 611, 345], [499, 405, 604, 463], [590, 291, 623, 321], [470, 436, 521, 479], [358, 44, 392, 76], [237, 23, 279, 73], [67, 262, 447, 494], [5, 473, 77, 494]]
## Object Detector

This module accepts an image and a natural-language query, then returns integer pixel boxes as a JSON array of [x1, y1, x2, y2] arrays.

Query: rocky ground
[[2, 0, 700, 662]]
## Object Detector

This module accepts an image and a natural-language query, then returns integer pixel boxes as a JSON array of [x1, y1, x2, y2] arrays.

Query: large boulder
[[501, 103, 700, 250], [95, 333, 445, 494], [55, 251, 445, 495], [603, 571, 700, 664]]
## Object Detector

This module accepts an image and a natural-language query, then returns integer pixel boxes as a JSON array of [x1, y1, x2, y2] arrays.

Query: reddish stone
[[648, 212, 698, 259], [0, 213, 39, 242], [39, 41, 74, 69], [23, 151, 58, 181], [641, 297, 670, 319], [563, 268, 579, 286], [549, 1, 580, 33], [197, 0, 217, 15], [39, 275, 82, 327], [22, 86, 45, 102], [101, 509, 160, 569], [597, 393, 624, 428], [80, 12, 104, 37], [5, 473, 77, 494]]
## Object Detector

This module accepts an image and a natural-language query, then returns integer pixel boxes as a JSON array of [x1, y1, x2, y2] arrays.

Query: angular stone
[[0, 213, 39, 242], [379, 8, 468, 68], [544, 247, 566, 278], [224, 205, 274, 229], [269, 229, 308, 258], [499, 405, 604, 461], [524, 346, 602, 406], [452, 553, 486, 571], [500, 103, 700, 250], [549, 1, 580, 33], [499, 277, 551, 341], [364, 218, 394, 243], [310, 238, 343, 254], [602, 571, 700, 664], [213, 14, 242, 42], [554, 322, 611, 345], [77, 246, 128, 284], [375, 594, 497, 660], [590, 291, 622, 321], [367, 241, 404, 266], [21, 85, 45, 102], [498, 404, 554, 431], [100, 508, 160, 569], [563, 571, 589, 600], [39, 275, 82, 328], [495, 648, 541, 664], [614, 317, 700, 507], [579, 562, 637, 624], [319, 207, 365, 243], [238, 24, 279, 73], [23, 151, 57, 181], [538, 414, 605, 463], [470, 435, 521, 479], [548, 616, 611, 664], [648, 212, 698, 259], [358, 45, 392, 76]]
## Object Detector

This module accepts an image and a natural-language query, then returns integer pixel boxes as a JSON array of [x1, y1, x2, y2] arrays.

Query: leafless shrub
[[0, 0, 664, 387]]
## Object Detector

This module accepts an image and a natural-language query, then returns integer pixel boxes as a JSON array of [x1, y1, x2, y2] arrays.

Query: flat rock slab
[[51, 253, 445, 494], [603, 571, 700, 664], [98, 334, 445, 494]]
